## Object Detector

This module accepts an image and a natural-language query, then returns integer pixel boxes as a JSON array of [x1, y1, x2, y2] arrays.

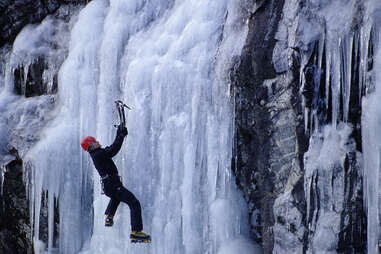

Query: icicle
[[342, 34, 353, 122], [0, 165, 4, 197], [318, 33, 325, 70], [299, 58, 309, 133], [360, 23, 373, 98], [48, 192, 54, 251], [29, 166, 35, 244], [327, 44, 340, 128], [43, 67, 54, 94], [305, 108, 309, 133], [22, 62, 30, 96], [359, 26, 368, 99], [325, 44, 332, 126], [33, 185, 42, 251]]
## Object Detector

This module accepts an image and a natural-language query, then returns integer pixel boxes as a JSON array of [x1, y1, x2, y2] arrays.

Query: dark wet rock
[[0, 148, 60, 254], [0, 0, 89, 47], [13, 57, 58, 97], [0, 149, 33, 254], [231, 1, 306, 253]]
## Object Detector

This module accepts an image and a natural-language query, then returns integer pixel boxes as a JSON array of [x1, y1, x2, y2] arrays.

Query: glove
[[117, 124, 128, 137]]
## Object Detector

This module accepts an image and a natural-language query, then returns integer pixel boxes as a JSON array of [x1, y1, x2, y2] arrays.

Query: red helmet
[[81, 136, 95, 151]]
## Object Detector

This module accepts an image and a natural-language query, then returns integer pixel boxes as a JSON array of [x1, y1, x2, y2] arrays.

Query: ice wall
[[11, 0, 260, 253]]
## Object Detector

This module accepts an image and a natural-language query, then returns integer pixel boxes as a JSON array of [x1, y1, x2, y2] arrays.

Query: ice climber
[[81, 124, 151, 243]]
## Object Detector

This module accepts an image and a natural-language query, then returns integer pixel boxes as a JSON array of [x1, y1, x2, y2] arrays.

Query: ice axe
[[114, 100, 131, 127]]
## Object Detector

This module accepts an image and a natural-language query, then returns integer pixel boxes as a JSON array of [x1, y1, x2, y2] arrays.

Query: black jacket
[[89, 130, 126, 177]]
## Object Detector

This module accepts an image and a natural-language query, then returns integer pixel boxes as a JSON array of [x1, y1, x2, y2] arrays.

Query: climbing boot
[[130, 231, 151, 243], [105, 215, 114, 227]]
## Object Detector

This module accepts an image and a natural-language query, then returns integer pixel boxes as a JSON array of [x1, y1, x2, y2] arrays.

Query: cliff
[[233, 0, 370, 253], [0, 0, 375, 253]]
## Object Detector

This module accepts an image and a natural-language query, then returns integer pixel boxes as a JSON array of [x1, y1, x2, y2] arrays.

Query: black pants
[[102, 176, 143, 232]]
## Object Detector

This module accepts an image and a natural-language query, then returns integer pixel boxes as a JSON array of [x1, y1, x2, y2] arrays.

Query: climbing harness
[[100, 174, 123, 195]]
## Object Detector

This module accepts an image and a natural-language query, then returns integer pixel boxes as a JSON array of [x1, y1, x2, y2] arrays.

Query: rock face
[[232, 0, 369, 253], [13, 57, 58, 97], [232, 0, 308, 253], [0, 149, 59, 254], [0, 0, 88, 48], [0, 149, 32, 254]]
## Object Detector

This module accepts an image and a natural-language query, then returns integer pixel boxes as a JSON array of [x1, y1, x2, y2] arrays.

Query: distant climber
[[81, 124, 151, 243]]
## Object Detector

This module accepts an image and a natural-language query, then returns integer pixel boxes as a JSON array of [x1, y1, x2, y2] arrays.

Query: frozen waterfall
[[2, 0, 260, 253]]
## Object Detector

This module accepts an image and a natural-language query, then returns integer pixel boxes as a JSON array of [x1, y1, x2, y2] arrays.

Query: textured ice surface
[[363, 37, 381, 254], [3, 0, 261, 253], [304, 124, 355, 253], [361, 2, 381, 254], [280, 1, 381, 252]]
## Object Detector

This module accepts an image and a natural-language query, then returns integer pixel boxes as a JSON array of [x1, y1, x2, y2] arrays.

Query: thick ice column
[[362, 2, 381, 254], [362, 35, 381, 254], [82, 0, 258, 253]]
